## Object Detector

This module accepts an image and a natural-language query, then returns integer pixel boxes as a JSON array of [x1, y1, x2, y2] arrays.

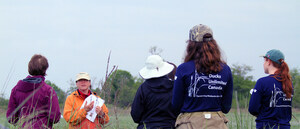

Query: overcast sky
[[1, 0, 299, 98]]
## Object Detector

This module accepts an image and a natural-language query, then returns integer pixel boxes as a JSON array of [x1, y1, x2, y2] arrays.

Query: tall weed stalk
[[229, 90, 254, 129]]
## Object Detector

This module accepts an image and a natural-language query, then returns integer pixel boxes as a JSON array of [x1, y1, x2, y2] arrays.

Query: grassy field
[[226, 109, 300, 129], [1, 107, 300, 129]]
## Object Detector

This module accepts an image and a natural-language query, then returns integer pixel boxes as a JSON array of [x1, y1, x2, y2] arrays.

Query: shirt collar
[[77, 89, 91, 99]]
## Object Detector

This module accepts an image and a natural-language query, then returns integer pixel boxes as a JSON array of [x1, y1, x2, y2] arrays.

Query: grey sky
[[1, 0, 299, 98]]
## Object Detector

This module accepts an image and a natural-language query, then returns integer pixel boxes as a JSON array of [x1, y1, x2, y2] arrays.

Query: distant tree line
[[1, 65, 300, 109]]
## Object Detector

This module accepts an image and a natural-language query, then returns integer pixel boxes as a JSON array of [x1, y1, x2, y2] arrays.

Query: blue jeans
[[256, 122, 290, 129]]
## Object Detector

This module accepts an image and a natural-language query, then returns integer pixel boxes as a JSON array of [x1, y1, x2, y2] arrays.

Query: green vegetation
[[45, 80, 67, 105], [291, 68, 300, 108], [0, 96, 8, 106], [1, 65, 300, 128], [104, 70, 141, 107], [231, 64, 256, 109], [1, 108, 300, 129]]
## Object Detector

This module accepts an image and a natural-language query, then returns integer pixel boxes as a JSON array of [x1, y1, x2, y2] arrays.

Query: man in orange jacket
[[63, 72, 109, 129]]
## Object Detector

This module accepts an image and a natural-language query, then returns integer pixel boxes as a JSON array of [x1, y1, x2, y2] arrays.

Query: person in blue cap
[[249, 49, 293, 129]]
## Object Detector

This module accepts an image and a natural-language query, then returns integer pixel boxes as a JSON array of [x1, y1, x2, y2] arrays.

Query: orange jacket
[[63, 90, 109, 129]]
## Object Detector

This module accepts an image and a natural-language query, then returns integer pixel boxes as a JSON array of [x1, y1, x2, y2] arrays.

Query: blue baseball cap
[[263, 49, 285, 65]]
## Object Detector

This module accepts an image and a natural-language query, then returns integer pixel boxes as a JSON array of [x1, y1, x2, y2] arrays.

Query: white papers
[[80, 95, 105, 122]]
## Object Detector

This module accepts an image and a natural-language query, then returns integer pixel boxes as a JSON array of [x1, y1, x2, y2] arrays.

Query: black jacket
[[131, 76, 177, 129]]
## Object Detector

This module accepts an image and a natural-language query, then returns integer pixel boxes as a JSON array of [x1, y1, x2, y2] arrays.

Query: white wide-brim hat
[[139, 55, 174, 79]]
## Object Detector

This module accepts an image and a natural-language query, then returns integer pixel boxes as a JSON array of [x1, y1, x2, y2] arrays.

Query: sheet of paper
[[80, 95, 105, 122]]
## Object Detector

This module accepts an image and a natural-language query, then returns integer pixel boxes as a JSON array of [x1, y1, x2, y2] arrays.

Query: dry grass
[[2, 106, 300, 129]]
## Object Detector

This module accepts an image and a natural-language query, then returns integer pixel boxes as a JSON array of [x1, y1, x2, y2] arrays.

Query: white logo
[[250, 89, 257, 94], [269, 84, 291, 108]]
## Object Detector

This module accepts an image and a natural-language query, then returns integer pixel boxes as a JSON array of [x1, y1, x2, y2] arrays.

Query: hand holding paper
[[80, 95, 105, 122], [95, 106, 105, 116], [83, 101, 94, 112]]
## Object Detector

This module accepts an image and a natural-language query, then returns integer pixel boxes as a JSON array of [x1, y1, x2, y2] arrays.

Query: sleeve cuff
[[80, 108, 87, 117]]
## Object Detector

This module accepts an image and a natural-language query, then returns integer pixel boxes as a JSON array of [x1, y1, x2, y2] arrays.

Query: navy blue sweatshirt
[[249, 75, 292, 128], [131, 76, 177, 129], [172, 61, 233, 113]]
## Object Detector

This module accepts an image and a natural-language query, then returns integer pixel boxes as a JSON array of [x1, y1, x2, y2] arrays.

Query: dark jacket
[[131, 76, 177, 129], [6, 75, 61, 129]]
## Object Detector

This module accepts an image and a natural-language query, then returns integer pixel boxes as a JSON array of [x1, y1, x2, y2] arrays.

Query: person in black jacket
[[131, 55, 177, 129]]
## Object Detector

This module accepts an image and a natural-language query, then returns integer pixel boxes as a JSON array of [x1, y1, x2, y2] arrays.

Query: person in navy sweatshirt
[[131, 55, 178, 129], [172, 24, 233, 129], [249, 49, 293, 129]]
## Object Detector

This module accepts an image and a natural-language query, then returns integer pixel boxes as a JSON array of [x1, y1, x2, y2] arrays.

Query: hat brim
[[139, 62, 174, 79], [76, 77, 90, 81]]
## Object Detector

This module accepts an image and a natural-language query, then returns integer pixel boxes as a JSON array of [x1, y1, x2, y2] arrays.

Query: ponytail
[[272, 60, 293, 98]]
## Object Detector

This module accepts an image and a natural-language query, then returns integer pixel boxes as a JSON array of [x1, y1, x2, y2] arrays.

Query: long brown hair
[[268, 58, 293, 98], [184, 34, 225, 73]]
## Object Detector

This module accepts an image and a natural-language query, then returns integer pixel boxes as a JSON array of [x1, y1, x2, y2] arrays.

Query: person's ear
[[265, 59, 269, 65], [267, 59, 273, 66]]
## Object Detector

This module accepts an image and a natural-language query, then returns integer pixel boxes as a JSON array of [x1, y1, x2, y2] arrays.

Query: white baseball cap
[[76, 72, 91, 81]]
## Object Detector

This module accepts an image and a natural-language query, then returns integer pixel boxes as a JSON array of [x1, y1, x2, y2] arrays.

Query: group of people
[[6, 24, 293, 129], [130, 24, 293, 129]]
